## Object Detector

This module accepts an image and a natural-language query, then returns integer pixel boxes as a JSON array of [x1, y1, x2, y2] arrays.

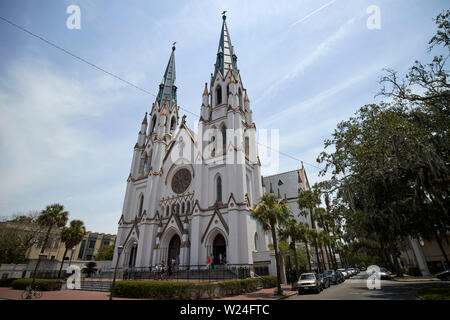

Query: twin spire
[[214, 12, 238, 77], [156, 44, 177, 108], [155, 12, 238, 109]]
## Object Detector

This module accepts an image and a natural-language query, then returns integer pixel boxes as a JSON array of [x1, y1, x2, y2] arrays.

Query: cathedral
[[112, 14, 274, 271]]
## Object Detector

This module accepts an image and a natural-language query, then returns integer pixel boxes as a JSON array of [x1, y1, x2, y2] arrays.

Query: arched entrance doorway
[[128, 243, 138, 268], [167, 234, 181, 271], [213, 234, 226, 265]]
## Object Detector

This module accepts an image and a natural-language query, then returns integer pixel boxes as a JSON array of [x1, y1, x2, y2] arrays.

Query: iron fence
[[30, 263, 270, 283]]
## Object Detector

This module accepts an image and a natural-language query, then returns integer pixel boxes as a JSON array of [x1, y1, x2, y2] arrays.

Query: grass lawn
[[417, 285, 450, 300]]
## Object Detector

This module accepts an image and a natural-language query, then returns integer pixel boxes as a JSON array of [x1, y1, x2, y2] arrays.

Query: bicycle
[[21, 285, 42, 299]]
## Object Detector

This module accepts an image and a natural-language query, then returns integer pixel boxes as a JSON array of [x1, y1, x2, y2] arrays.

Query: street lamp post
[[69, 247, 76, 266], [109, 245, 124, 301]]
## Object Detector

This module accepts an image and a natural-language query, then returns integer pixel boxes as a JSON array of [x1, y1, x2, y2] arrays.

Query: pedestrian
[[207, 256, 211, 270], [211, 255, 215, 270], [219, 253, 223, 265], [160, 262, 166, 280], [154, 264, 159, 280]]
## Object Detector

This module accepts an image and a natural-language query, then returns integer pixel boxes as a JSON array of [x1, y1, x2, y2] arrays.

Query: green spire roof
[[157, 45, 177, 107], [214, 13, 238, 77]]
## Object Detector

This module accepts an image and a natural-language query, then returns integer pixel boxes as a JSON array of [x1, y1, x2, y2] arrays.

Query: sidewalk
[[393, 276, 441, 282], [216, 284, 297, 300], [0, 287, 134, 300], [0, 284, 297, 300]]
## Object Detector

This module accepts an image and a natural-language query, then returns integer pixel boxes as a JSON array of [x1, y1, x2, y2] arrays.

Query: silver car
[[297, 272, 322, 294], [379, 267, 392, 280]]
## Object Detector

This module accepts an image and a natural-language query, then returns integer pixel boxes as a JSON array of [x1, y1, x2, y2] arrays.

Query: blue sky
[[0, 0, 448, 234]]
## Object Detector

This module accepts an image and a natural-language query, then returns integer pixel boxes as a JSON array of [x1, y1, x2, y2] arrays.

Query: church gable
[[201, 207, 229, 244]]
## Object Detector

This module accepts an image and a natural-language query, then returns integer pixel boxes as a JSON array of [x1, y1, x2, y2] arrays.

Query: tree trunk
[[392, 252, 403, 277], [31, 225, 52, 285], [309, 207, 322, 272], [304, 241, 312, 271], [382, 250, 395, 272], [292, 241, 299, 278], [58, 247, 68, 279], [270, 223, 283, 295], [330, 244, 338, 269], [434, 230, 450, 265], [324, 244, 332, 270], [320, 246, 326, 271]]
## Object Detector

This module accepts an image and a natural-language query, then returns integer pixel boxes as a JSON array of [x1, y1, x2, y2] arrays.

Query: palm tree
[[297, 190, 322, 272], [31, 204, 69, 286], [251, 193, 290, 295], [297, 222, 312, 271], [278, 218, 300, 279], [57, 220, 86, 278], [82, 261, 98, 278]]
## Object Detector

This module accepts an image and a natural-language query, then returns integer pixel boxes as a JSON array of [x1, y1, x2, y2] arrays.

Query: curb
[[394, 279, 441, 282]]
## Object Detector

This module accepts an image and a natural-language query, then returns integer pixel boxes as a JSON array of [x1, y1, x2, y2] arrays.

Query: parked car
[[335, 270, 345, 283], [319, 273, 330, 289], [297, 272, 322, 294], [379, 267, 392, 280], [323, 269, 342, 285], [338, 268, 350, 279], [435, 270, 450, 281]]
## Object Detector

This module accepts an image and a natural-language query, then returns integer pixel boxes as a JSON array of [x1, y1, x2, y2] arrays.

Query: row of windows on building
[[135, 176, 223, 218]]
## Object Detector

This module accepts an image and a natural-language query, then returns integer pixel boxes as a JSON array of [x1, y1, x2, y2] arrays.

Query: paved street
[[287, 272, 447, 300]]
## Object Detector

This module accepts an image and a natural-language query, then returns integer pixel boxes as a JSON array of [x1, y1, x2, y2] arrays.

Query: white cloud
[[255, 15, 359, 105], [0, 57, 133, 232]]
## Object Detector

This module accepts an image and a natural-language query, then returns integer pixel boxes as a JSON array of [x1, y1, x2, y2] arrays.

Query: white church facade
[[112, 14, 274, 271]]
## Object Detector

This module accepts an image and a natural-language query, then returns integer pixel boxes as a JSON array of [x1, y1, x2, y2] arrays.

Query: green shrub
[[11, 278, 62, 291], [260, 276, 277, 288], [405, 267, 422, 277], [0, 278, 18, 287], [112, 281, 198, 299], [113, 277, 273, 299]]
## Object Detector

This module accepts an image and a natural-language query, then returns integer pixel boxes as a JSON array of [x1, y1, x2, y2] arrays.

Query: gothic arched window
[[138, 194, 144, 216], [254, 232, 259, 251], [245, 136, 250, 157], [239, 88, 243, 107], [166, 205, 169, 217], [216, 85, 222, 105], [182, 202, 185, 214], [186, 201, 191, 214], [170, 116, 176, 133], [216, 176, 222, 203], [151, 115, 157, 133], [221, 125, 226, 154]]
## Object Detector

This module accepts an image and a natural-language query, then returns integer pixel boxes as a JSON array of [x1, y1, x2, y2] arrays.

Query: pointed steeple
[[214, 12, 238, 77], [156, 44, 177, 107], [141, 112, 148, 125]]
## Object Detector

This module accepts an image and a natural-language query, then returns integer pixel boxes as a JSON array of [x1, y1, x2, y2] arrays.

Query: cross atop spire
[[156, 45, 177, 107], [214, 12, 238, 77]]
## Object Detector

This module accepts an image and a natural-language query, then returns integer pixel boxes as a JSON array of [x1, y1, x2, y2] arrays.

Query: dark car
[[319, 273, 330, 289], [335, 270, 345, 283], [323, 269, 340, 285], [436, 270, 450, 281]]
